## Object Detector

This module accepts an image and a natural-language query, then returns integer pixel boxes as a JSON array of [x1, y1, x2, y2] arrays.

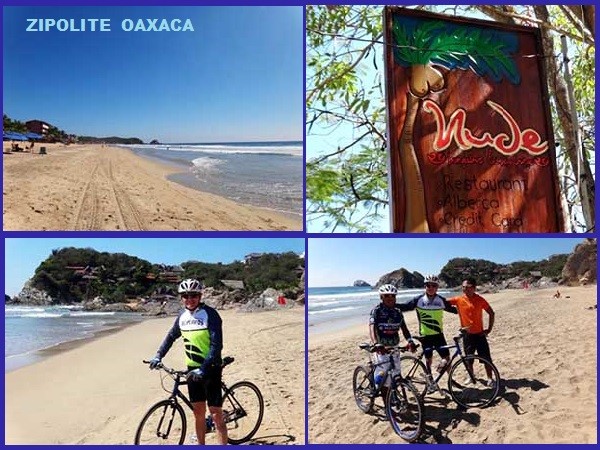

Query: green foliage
[[183, 252, 303, 293], [439, 254, 569, 286], [78, 136, 144, 145], [3, 114, 27, 133], [32, 247, 156, 303], [306, 5, 389, 232], [29, 248, 303, 303]]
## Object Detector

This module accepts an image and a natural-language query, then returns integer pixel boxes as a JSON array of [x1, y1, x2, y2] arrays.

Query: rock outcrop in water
[[375, 269, 424, 289], [9, 280, 53, 305]]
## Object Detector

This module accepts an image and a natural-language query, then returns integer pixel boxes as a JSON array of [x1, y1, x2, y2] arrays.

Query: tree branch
[[478, 5, 594, 45], [565, 5, 595, 38], [306, 31, 381, 105], [310, 129, 372, 164]]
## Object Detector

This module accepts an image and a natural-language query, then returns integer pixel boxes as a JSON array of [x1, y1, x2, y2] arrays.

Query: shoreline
[[3, 143, 302, 230], [5, 317, 147, 373], [309, 285, 590, 341], [166, 170, 303, 221], [122, 145, 303, 219], [126, 148, 303, 220], [5, 308, 305, 444]]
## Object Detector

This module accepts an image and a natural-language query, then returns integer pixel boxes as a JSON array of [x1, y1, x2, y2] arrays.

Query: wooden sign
[[384, 7, 564, 233]]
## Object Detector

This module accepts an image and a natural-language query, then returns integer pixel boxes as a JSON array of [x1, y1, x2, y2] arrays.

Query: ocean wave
[[70, 311, 116, 317], [191, 156, 223, 171], [6, 309, 115, 319], [131, 144, 303, 157], [309, 288, 428, 302], [5, 306, 46, 313], [17, 312, 69, 318], [307, 298, 367, 308], [308, 306, 358, 315], [308, 291, 378, 301]]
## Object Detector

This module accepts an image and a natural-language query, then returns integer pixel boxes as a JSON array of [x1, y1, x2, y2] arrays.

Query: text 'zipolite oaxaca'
[[26, 18, 195, 32]]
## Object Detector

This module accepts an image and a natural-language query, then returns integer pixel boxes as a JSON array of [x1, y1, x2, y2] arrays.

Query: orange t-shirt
[[448, 293, 491, 334]]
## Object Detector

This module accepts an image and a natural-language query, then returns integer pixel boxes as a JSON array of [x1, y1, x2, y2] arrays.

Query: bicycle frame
[[165, 376, 194, 410], [165, 375, 240, 417], [407, 334, 465, 385], [365, 348, 408, 396]]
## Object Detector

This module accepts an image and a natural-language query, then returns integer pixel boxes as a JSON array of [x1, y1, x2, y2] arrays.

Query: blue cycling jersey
[[369, 303, 406, 346]]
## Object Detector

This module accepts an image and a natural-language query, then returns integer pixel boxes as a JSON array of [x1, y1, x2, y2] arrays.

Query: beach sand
[[2, 143, 302, 230], [5, 308, 305, 445], [308, 286, 597, 444]]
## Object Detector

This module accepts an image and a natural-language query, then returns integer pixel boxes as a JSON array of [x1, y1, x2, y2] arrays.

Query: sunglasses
[[181, 293, 201, 299], [425, 283, 438, 288], [381, 294, 396, 298], [462, 285, 475, 289]]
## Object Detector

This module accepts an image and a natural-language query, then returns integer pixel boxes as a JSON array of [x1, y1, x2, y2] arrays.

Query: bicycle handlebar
[[358, 343, 418, 354], [412, 327, 471, 343], [142, 360, 186, 377], [142, 355, 235, 377]]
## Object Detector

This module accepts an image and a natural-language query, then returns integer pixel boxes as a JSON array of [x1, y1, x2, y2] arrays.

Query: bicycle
[[352, 343, 424, 442], [398, 328, 501, 409], [134, 356, 264, 445]]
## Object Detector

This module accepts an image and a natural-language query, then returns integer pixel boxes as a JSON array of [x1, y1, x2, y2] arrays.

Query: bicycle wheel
[[352, 365, 375, 413], [398, 356, 429, 398], [385, 379, 423, 442], [447, 355, 500, 409], [223, 381, 264, 444], [134, 399, 186, 445]]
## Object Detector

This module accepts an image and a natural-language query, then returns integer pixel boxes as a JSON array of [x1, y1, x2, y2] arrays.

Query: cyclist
[[148, 278, 228, 445], [369, 284, 416, 398], [448, 277, 496, 386], [398, 274, 457, 386]]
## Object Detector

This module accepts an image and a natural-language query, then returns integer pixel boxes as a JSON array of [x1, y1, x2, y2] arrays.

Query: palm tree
[[391, 16, 521, 232]]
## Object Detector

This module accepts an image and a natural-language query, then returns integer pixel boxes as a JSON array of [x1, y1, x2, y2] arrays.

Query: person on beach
[[448, 277, 496, 386], [148, 278, 228, 445], [398, 275, 457, 388], [369, 284, 416, 398]]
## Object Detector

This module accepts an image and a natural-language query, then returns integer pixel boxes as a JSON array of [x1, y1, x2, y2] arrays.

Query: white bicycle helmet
[[424, 274, 440, 285], [378, 284, 397, 295], [178, 278, 203, 294]]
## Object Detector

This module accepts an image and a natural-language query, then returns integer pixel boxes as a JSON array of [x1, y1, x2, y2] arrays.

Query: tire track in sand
[[71, 163, 101, 230], [105, 158, 146, 231]]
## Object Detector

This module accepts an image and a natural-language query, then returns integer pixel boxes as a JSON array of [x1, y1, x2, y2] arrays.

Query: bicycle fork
[[156, 402, 178, 439]]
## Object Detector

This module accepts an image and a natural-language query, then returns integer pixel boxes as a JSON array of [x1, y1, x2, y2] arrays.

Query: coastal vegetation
[[375, 255, 565, 289], [18, 247, 304, 304], [3, 114, 143, 144], [77, 136, 144, 145], [438, 254, 568, 287]]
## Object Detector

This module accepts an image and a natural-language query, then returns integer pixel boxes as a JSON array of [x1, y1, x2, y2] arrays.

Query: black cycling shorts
[[187, 367, 223, 407], [463, 333, 492, 362], [420, 334, 450, 359]]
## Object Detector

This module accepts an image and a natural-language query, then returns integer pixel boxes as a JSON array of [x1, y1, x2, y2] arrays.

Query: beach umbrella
[[3, 131, 28, 141], [24, 132, 43, 140]]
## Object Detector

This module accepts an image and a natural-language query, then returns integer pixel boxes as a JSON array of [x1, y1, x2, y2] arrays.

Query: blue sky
[[3, 6, 303, 143], [4, 238, 305, 297], [308, 237, 586, 287]]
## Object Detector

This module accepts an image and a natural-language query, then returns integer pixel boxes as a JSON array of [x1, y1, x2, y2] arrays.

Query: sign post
[[385, 7, 564, 233]]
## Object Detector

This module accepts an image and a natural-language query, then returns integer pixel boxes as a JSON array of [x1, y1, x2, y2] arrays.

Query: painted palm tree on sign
[[391, 17, 521, 232]]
